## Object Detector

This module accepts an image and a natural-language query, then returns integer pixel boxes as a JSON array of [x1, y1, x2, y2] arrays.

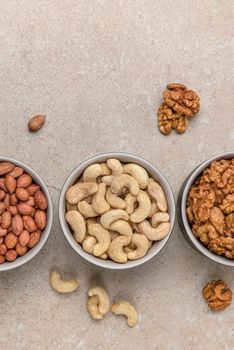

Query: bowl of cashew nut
[[178, 151, 234, 267], [59, 152, 176, 269]]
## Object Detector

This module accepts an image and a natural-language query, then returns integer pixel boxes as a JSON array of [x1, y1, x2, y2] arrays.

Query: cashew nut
[[148, 201, 159, 217], [125, 193, 137, 214], [100, 162, 111, 175], [83, 164, 103, 182], [106, 187, 126, 209], [123, 163, 149, 189], [78, 201, 99, 218], [88, 223, 111, 256], [130, 190, 151, 223], [108, 236, 128, 263], [107, 158, 123, 176], [138, 221, 170, 241], [88, 286, 110, 319], [123, 241, 136, 254], [112, 301, 137, 327], [50, 271, 79, 294], [151, 212, 170, 228], [92, 183, 110, 214], [66, 210, 86, 243], [82, 235, 97, 254], [66, 182, 98, 204], [127, 233, 149, 260], [100, 209, 129, 229], [147, 180, 167, 212], [109, 220, 132, 244], [111, 174, 140, 196], [101, 175, 114, 186]]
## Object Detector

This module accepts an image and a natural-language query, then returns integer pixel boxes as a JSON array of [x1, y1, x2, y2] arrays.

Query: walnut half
[[202, 280, 232, 311]]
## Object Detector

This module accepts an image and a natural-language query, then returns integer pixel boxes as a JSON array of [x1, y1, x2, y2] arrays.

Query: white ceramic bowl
[[59, 152, 176, 270], [0, 157, 53, 272], [178, 151, 234, 267]]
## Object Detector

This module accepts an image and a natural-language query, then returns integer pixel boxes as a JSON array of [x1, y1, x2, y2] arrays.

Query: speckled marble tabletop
[[0, 1, 233, 349]]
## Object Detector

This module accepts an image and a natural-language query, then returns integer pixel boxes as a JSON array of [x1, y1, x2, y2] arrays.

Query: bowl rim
[[59, 151, 176, 270], [180, 151, 234, 267], [0, 156, 53, 272]]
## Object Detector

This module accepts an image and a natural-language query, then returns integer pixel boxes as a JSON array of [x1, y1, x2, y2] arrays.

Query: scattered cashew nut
[[130, 190, 151, 223], [112, 301, 137, 327], [88, 286, 110, 319], [50, 271, 79, 294], [66, 210, 86, 243], [123, 163, 149, 189]]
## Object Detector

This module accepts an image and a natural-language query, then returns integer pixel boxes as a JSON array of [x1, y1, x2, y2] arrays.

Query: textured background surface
[[0, 1, 234, 349]]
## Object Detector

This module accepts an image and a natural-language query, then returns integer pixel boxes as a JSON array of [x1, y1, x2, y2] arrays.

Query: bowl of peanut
[[178, 152, 234, 266], [0, 157, 53, 271], [59, 152, 176, 270]]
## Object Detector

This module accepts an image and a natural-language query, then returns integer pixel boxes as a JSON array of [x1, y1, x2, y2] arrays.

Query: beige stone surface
[[0, 1, 234, 349]]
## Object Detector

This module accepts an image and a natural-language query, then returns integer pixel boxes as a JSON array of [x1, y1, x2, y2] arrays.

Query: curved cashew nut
[[130, 190, 151, 223], [83, 164, 103, 182], [78, 201, 99, 218], [66, 210, 86, 243], [125, 193, 137, 214], [87, 296, 102, 320], [147, 181, 167, 212], [66, 182, 98, 204], [148, 201, 159, 217], [88, 223, 111, 256], [127, 233, 149, 260], [138, 221, 170, 241], [123, 163, 149, 189], [109, 220, 132, 244], [106, 188, 126, 209], [112, 301, 137, 327], [88, 286, 110, 318], [107, 158, 123, 176], [82, 235, 97, 254], [101, 175, 114, 186], [111, 174, 140, 196], [50, 271, 79, 294], [100, 209, 129, 229], [108, 236, 128, 263], [151, 212, 170, 228], [92, 183, 110, 214], [100, 162, 111, 175]]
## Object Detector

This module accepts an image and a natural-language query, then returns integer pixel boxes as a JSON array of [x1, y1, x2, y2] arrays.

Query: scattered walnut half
[[157, 83, 200, 135], [187, 158, 234, 259], [202, 280, 232, 311]]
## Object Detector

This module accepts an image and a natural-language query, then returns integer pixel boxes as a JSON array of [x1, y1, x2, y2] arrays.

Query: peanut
[[5, 249, 17, 261], [0, 228, 7, 237], [28, 231, 41, 248], [23, 216, 37, 232], [34, 191, 48, 210], [7, 206, 18, 216], [19, 230, 30, 246], [16, 243, 28, 256], [27, 184, 40, 196], [28, 114, 46, 132], [5, 233, 18, 249], [17, 174, 32, 188], [5, 175, 16, 194], [1, 211, 11, 229], [10, 193, 18, 205], [15, 188, 29, 201], [11, 215, 24, 236], [4, 193, 10, 207], [0, 203, 6, 215], [34, 210, 46, 230], [8, 167, 24, 178], [0, 243, 7, 255], [0, 162, 15, 176], [0, 178, 7, 191], [17, 203, 33, 215]]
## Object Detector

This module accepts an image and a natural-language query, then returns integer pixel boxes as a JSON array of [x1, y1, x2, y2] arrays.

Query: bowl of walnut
[[59, 152, 176, 270], [178, 152, 234, 266]]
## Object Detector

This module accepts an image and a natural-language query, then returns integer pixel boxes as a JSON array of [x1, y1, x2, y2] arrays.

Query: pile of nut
[[0, 162, 48, 263], [203, 280, 232, 311], [157, 83, 200, 135], [187, 158, 234, 259], [65, 159, 171, 263]]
